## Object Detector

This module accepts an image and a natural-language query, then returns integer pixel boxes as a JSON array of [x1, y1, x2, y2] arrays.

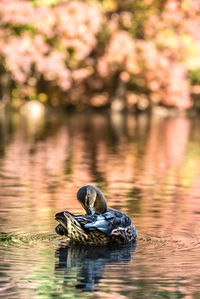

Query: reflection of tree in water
[[55, 242, 137, 292]]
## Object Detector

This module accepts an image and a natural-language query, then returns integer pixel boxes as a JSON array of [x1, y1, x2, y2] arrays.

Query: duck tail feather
[[64, 212, 86, 234]]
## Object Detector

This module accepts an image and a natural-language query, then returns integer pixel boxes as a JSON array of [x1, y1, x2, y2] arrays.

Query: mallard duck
[[55, 185, 137, 245]]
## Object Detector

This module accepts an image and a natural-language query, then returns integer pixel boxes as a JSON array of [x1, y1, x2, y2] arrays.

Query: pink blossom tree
[[0, 0, 199, 110]]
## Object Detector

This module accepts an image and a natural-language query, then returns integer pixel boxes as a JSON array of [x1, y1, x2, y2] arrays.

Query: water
[[0, 109, 200, 298]]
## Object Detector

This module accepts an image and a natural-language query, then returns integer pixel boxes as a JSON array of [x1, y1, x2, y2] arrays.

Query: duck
[[55, 185, 137, 245]]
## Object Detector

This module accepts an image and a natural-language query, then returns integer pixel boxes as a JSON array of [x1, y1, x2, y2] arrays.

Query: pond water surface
[[0, 110, 200, 298]]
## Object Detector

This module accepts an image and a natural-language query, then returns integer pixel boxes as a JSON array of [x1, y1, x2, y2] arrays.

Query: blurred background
[[0, 0, 200, 112]]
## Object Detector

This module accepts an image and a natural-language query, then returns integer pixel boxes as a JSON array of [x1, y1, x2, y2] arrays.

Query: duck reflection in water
[[55, 242, 137, 292]]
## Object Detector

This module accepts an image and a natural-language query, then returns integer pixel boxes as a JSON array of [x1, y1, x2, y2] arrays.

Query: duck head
[[77, 185, 107, 215]]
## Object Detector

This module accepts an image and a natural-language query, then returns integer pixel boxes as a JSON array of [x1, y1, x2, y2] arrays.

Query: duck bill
[[86, 207, 94, 215]]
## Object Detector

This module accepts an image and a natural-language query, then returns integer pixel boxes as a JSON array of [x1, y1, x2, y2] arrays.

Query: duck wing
[[83, 209, 132, 235], [55, 211, 99, 235]]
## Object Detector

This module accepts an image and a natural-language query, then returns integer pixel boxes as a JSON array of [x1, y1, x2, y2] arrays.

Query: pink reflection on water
[[0, 112, 200, 298], [0, 113, 199, 236]]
